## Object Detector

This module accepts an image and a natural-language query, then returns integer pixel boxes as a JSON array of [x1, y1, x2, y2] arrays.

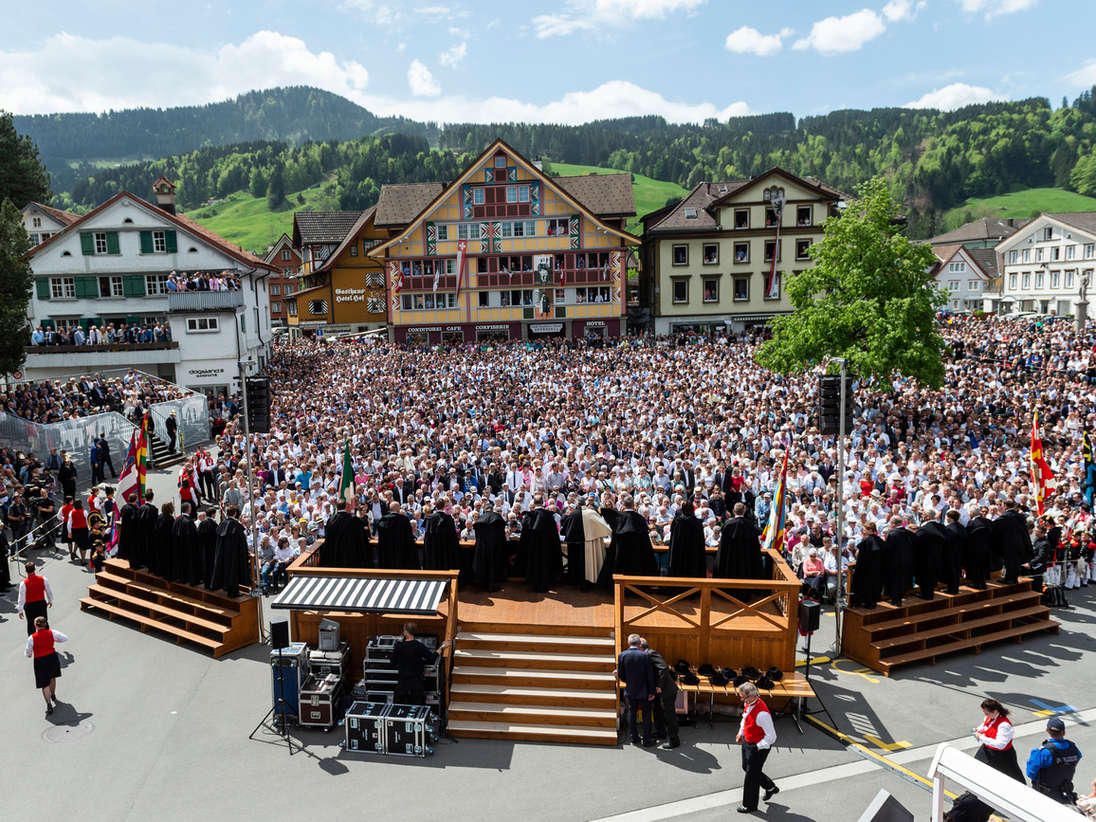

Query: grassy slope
[[548, 161, 687, 234], [943, 187, 1096, 231], [184, 184, 338, 253]]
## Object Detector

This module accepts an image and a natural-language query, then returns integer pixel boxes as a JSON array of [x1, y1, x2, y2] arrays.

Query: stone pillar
[[1077, 300, 1089, 335]]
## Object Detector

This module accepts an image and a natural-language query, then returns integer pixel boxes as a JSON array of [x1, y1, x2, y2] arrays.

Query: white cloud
[[534, 0, 705, 38], [904, 82, 999, 110], [407, 59, 440, 97], [340, 0, 402, 27], [724, 26, 793, 57], [958, 0, 1038, 19], [1067, 60, 1096, 87], [0, 30, 369, 114], [0, 33, 750, 126], [793, 9, 887, 55], [882, 0, 925, 21], [439, 41, 468, 69]]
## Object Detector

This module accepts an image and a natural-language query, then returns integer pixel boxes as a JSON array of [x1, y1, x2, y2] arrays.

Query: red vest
[[742, 699, 771, 744], [24, 574, 45, 603], [70, 508, 87, 530], [980, 714, 1013, 750], [32, 628, 55, 658]]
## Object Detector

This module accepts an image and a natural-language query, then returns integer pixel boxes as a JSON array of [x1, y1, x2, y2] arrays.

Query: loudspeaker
[[271, 619, 290, 650], [856, 789, 913, 822], [798, 599, 820, 634]]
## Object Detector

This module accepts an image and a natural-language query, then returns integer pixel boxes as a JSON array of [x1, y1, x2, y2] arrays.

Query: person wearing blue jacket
[[1026, 717, 1081, 804]]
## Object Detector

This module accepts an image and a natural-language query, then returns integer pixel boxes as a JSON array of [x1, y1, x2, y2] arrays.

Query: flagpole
[[238, 357, 266, 643], [834, 358, 847, 656]]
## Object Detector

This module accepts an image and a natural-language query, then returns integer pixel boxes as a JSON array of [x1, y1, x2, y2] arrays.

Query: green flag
[[338, 441, 354, 504]]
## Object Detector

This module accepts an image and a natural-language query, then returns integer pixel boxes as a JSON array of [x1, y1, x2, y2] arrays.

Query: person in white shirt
[[26, 616, 68, 714], [736, 681, 778, 813]]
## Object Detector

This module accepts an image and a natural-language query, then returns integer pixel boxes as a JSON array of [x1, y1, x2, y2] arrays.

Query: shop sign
[[475, 323, 510, 331], [407, 326, 441, 333], [530, 323, 563, 333], [334, 288, 366, 303]]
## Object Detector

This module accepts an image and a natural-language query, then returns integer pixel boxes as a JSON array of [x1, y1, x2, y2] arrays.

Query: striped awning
[[271, 576, 448, 614]]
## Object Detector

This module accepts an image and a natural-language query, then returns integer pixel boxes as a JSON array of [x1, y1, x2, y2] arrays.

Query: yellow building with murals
[[368, 139, 639, 345]]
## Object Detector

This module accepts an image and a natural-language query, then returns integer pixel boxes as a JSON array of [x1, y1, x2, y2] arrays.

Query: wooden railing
[[613, 549, 801, 674]]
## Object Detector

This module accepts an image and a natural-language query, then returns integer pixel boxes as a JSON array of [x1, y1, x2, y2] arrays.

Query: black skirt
[[33, 652, 61, 689]]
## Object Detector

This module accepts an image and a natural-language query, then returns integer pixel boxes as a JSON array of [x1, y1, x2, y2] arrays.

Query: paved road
[[3, 461, 1093, 821]]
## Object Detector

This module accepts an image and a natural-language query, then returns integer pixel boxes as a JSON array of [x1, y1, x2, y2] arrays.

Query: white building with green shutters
[[24, 180, 274, 395]]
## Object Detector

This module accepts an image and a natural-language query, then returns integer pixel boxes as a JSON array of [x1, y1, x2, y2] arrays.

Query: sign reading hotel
[[334, 287, 366, 303]]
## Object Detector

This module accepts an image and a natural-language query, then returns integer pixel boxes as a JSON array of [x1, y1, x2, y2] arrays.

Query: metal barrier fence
[[147, 392, 209, 453]]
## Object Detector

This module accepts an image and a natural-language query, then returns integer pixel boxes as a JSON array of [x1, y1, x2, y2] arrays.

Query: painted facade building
[[640, 169, 843, 335], [367, 140, 638, 345], [991, 212, 1096, 316], [262, 233, 301, 326]]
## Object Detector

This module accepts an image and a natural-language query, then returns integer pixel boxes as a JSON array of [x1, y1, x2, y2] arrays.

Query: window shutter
[[80, 233, 95, 255], [40, 319, 55, 330], [123, 274, 146, 297], [164, 230, 178, 253], [140, 231, 153, 254], [36, 278, 50, 300], [75, 277, 98, 299], [106, 232, 120, 255]]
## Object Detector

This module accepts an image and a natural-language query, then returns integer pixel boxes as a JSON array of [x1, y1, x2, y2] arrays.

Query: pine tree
[[0, 199, 33, 376], [0, 112, 51, 205], [266, 163, 286, 210]]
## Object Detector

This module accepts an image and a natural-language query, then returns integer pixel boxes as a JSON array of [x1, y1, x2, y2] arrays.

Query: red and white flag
[[389, 261, 404, 294]]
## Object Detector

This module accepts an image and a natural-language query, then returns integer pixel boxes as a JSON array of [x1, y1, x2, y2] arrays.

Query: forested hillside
[[23, 84, 1096, 240]]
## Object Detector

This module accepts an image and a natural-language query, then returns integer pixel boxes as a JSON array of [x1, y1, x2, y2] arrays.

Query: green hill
[[546, 161, 686, 233], [185, 183, 338, 254], [942, 187, 1096, 231]]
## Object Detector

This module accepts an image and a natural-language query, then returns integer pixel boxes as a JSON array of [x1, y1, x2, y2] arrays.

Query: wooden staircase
[[448, 623, 619, 746], [842, 579, 1058, 675], [80, 558, 259, 658], [148, 431, 185, 469]]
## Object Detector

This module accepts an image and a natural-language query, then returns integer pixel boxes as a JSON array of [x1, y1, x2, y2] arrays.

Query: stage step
[[449, 683, 617, 709], [873, 606, 1051, 652], [865, 591, 1044, 637], [86, 584, 228, 639], [452, 648, 615, 672], [877, 619, 1060, 671], [148, 432, 185, 468], [80, 597, 222, 652], [451, 666, 616, 690], [447, 719, 618, 746], [458, 621, 612, 638], [456, 631, 615, 654], [448, 701, 617, 727], [95, 572, 238, 625]]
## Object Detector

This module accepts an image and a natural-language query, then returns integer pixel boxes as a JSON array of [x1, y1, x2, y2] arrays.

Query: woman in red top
[[59, 496, 75, 560], [973, 697, 1025, 782], [25, 616, 68, 714], [68, 499, 90, 566]]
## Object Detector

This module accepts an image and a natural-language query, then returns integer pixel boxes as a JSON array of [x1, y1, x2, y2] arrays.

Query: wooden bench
[[864, 591, 1043, 636], [80, 597, 222, 652], [878, 619, 1059, 671], [873, 606, 1051, 651], [86, 585, 229, 638], [96, 571, 239, 624]]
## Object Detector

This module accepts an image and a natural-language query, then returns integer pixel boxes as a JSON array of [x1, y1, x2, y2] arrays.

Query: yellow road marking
[[794, 656, 831, 667], [863, 734, 913, 751], [804, 715, 957, 799], [830, 658, 881, 684]]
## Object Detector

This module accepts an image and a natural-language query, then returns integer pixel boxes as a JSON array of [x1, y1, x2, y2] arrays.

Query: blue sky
[[3, 0, 1094, 123]]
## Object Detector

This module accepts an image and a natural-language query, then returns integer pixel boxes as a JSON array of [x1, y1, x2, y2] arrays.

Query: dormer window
[[684, 207, 698, 220], [494, 155, 507, 168]]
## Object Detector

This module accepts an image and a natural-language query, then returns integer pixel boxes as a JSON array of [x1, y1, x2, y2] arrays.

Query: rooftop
[[929, 217, 1026, 245], [293, 210, 365, 245]]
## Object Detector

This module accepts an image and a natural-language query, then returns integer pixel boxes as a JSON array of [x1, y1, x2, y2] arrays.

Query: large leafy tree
[[0, 199, 33, 376], [756, 177, 945, 387], [0, 111, 50, 205]]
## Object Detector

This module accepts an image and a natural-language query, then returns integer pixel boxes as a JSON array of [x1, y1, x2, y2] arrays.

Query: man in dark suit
[[265, 461, 287, 488], [992, 501, 1033, 584], [617, 633, 656, 747], [641, 638, 680, 749]]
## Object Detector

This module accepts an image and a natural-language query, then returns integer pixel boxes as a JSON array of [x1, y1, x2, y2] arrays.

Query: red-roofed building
[[262, 233, 300, 326], [21, 201, 79, 247]]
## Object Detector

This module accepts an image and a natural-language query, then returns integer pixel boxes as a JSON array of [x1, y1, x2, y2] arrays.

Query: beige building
[[640, 169, 843, 335]]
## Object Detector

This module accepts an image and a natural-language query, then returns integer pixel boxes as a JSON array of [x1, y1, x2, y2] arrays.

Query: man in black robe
[[473, 502, 507, 591], [715, 502, 762, 580], [171, 502, 202, 586], [561, 503, 586, 587], [210, 506, 250, 596], [609, 494, 659, 577], [376, 501, 417, 569], [942, 509, 967, 594], [135, 489, 158, 571], [883, 517, 916, 605], [668, 500, 706, 578], [992, 502, 1033, 584], [153, 503, 175, 580], [117, 493, 141, 564], [851, 522, 885, 608], [524, 495, 563, 592], [322, 499, 369, 567], [423, 505, 462, 575], [965, 507, 992, 589], [914, 519, 947, 599], [197, 510, 219, 589]]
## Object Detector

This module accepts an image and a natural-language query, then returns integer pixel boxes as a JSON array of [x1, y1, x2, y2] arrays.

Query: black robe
[[423, 511, 462, 573], [964, 516, 992, 588], [322, 511, 369, 568], [376, 512, 417, 569], [884, 527, 916, 603], [198, 516, 219, 588], [524, 507, 563, 593], [210, 517, 249, 596], [134, 501, 158, 570], [914, 521, 947, 599], [607, 510, 658, 577], [473, 511, 508, 591], [561, 510, 585, 586], [171, 513, 202, 586], [152, 513, 175, 579], [714, 516, 762, 579], [851, 535, 885, 608], [991, 510, 1033, 582], [667, 513, 706, 578], [941, 521, 966, 593], [117, 502, 140, 562]]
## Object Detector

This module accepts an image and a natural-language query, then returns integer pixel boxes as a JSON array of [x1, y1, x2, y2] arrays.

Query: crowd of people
[[1, 371, 190, 424], [30, 322, 172, 348], [164, 270, 241, 292]]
